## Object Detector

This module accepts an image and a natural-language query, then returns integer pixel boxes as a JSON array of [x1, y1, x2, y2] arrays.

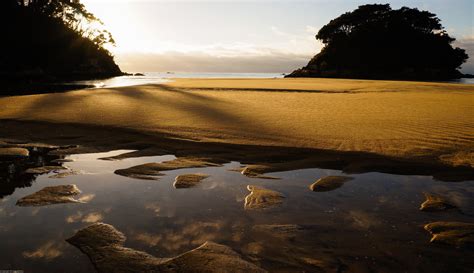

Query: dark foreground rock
[[115, 157, 222, 180], [25, 166, 68, 174], [240, 165, 279, 179], [0, 147, 29, 158], [48, 170, 79, 179], [67, 222, 266, 273], [420, 194, 457, 212], [174, 174, 209, 188], [245, 185, 285, 210], [424, 221, 474, 248], [309, 176, 353, 192], [16, 184, 82, 206]]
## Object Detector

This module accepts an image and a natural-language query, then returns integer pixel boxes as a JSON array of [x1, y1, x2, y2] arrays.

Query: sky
[[82, 0, 474, 73]]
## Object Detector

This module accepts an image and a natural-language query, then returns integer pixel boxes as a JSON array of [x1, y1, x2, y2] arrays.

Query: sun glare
[[81, 0, 158, 53]]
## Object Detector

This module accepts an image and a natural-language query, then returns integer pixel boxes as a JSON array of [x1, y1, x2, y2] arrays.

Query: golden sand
[[0, 78, 473, 165]]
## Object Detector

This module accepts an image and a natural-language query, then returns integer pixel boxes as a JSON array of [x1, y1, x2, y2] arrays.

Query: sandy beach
[[1, 78, 473, 168]]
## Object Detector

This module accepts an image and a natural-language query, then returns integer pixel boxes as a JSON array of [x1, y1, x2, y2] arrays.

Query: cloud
[[347, 210, 381, 230], [66, 211, 104, 223], [116, 50, 312, 73], [113, 25, 322, 73], [23, 241, 63, 260], [116, 34, 474, 74], [131, 221, 226, 252], [77, 193, 96, 203], [454, 35, 474, 74], [144, 202, 161, 216]]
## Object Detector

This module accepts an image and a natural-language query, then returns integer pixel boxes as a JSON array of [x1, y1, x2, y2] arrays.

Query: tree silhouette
[[0, 0, 122, 88], [287, 4, 469, 80]]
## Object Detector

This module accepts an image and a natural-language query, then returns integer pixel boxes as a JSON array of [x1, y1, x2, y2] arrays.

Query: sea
[[70, 72, 285, 89], [68, 72, 474, 89]]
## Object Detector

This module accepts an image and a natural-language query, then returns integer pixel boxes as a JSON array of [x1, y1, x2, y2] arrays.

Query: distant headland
[[287, 4, 470, 80]]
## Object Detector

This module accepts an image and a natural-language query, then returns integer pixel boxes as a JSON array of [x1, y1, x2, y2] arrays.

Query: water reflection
[[66, 211, 103, 224], [0, 149, 473, 272], [0, 150, 62, 198], [22, 241, 63, 260], [69, 72, 284, 89]]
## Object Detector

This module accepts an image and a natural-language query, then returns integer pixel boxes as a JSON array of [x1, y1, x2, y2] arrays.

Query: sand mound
[[16, 184, 82, 206], [67, 222, 266, 272]]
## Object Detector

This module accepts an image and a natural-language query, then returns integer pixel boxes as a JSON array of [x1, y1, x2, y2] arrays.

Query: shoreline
[[2, 75, 473, 97], [0, 119, 472, 182]]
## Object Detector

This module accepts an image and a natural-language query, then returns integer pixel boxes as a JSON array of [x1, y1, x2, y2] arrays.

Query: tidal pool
[[0, 149, 473, 272]]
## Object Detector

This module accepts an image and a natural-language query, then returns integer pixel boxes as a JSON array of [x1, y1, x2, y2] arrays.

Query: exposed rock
[[309, 176, 353, 192], [161, 241, 266, 273], [67, 222, 163, 272], [115, 157, 222, 180], [67, 222, 267, 273], [97, 148, 170, 161], [51, 158, 75, 163], [0, 147, 29, 158], [25, 166, 67, 174], [439, 151, 474, 168], [241, 165, 267, 177], [174, 174, 209, 188], [424, 221, 474, 248], [245, 185, 284, 210], [240, 165, 279, 179], [47, 145, 84, 156], [420, 193, 456, 212], [49, 170, 79, 179], [16, 185, 82, 206], [8, 143, 78, 155], [13, 143, 60, 150]]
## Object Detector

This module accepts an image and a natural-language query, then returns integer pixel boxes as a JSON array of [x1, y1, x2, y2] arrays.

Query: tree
[[24, 0, 116, 48], [0, 0, 122, 84], [286, 4, 469, 80]]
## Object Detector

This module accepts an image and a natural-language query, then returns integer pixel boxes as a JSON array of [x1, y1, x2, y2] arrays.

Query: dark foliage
[[0, 0, 122, 85], [287, 4, 469, 80]]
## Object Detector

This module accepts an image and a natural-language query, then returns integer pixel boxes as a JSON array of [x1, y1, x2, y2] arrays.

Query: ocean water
[[70, 72, 474, 90], [452, 78, 474, 84], [70, 72, 285, 89]]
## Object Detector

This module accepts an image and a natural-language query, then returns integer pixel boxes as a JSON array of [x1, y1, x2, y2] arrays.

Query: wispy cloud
[[116, 50, 311, 73], [115, 25, 322, 73], [454, 33, 474, 74], [23, 241, 63, 260]]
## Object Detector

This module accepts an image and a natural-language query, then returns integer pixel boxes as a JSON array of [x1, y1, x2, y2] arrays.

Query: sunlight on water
[[70, 72, 285, 89], [67, 72, 473, 91]]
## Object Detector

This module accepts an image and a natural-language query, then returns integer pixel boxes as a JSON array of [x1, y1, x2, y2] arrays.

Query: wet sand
[[0, 78, 473, 179]]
